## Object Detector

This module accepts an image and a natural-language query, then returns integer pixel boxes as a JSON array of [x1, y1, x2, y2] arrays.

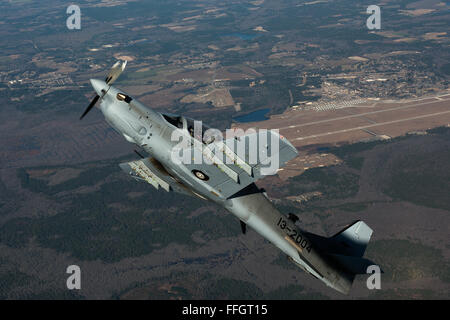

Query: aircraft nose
[[90, 79, 108, 96]]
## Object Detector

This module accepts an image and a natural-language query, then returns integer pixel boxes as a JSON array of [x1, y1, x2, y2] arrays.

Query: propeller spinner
[[80, 60, 127, 120]]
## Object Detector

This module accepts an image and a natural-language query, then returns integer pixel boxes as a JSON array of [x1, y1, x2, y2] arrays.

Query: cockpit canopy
[[162, 113, 218, 144], [162, 114, 183, 129]]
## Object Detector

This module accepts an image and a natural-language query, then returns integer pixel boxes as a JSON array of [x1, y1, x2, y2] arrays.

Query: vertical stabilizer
[[331, 220, 373, 257]]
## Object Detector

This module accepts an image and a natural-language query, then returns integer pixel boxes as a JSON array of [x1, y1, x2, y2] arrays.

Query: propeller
[[80, 60, 127, 120], [105, 60, 127, 85], [80, 94, 100, 120], [240, 220, 247, 235]]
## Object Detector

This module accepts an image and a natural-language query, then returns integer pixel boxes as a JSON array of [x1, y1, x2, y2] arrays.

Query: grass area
[[14, 88, 91, 114], [266, 284, 329, 300], [0, 56, 14, 64], [205, 278, 263, 299], [17, 164, 117, 196], [0, 191, 239, 262], [271, 252, 297, 271], [9, 0, 33, 3], [325, 126, 450, 211], [120, 272, 329, 300], [346, 156, 365, 170], [365, 239, 450, 283], [0, 180, 15, 209], [285, 167, 360, 200], [0, 270, 32, 299], [366, 288, 443, 300], [333, 202, 369, 212], [328, 139, 392, 159], [18, 289, 84, 300], [4, 162, 241, 262], [230, 65, 310, 116], [329, 126, 450, 160], [121, 69, 157, 80], [121, 284, 192, 300], [118, 65, 183, 85], [203, 277, 329, 299], [383, 145, 450, 211]]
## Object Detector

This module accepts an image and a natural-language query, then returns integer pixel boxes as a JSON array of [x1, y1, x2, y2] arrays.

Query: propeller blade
[[240, 220, 247, 235], [80, 94, 99, 120], [105, 60, 127, 85]]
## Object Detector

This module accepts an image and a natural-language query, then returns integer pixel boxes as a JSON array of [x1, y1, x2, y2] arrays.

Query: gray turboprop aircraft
[[80, 62, 378, 294]]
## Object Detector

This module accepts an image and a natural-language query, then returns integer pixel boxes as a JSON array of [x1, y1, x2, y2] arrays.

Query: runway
[[293, 109, 450, 141], [241, 92, 450, 147], [277, 95, 450, 131]]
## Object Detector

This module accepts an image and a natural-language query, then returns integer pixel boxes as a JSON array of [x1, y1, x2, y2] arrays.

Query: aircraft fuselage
[[89, 79, 359, 294]]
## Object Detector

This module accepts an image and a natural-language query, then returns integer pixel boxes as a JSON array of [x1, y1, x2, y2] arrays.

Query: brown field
[[166, 69, 215, 82], [140, 87, 190, 108], [181, 88, 235, 107]]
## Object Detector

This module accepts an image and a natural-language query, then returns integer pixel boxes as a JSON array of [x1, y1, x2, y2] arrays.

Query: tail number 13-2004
[[277, 217, 312, 253]]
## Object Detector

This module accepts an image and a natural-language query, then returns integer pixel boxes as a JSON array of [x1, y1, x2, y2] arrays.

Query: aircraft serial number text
[[277, 217, 312, 253]]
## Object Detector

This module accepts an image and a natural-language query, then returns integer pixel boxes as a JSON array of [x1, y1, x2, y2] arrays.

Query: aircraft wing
[[119, 157, 194, 197], [181, 129, 298, 199]]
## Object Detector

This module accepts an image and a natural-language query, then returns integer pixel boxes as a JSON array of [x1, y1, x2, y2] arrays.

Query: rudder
[[331, 220, 373, 257]]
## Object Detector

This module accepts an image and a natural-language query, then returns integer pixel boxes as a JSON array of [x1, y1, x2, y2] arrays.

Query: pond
[[223, 33, 258, 40], [233, 108, 270, 123]]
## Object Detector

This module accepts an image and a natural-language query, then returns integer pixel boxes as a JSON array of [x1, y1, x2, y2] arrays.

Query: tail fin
[[327, 221, 378, 275], [300, 221, 378, 293], [303, 220, 377, 276], [331, 220, 373, 257]]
